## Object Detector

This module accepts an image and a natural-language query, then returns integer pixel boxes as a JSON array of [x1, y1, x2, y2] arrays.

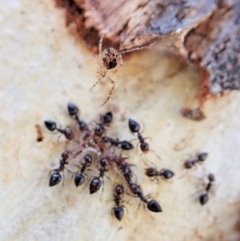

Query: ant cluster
[[44, 103, 175, 221], [183, 153, 215, 205], [44, 103, 215, 221]]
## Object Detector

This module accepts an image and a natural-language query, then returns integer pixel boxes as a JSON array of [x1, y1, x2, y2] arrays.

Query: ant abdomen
[[67, 102, 79, 116], [199, 193, 209, 205], [89, 177, 102, 194], [74, 173, 85, 187], [44, 120, 57, 131], [119, 141, 134, 150], [198, 153, 208, 162], [49, 173, 62, 186], [162, 169, 175, 179], [113, 206, 124, 221], [128, 119, 140, 133], [147, 200, 162, 212]]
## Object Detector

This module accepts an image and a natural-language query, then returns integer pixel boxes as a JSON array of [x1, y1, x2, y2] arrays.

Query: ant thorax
[[102, 47, 119, 70]]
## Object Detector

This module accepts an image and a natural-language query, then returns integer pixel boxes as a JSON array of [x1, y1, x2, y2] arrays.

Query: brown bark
[[55, 0, 240, 94]]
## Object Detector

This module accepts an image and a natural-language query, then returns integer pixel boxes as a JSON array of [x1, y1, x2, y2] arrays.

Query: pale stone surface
[[0, 1, 240, 241]]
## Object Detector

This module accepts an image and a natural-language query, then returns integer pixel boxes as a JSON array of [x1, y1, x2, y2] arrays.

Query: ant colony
[[45, 103, 215, 221], [44, 103, 174, 221]]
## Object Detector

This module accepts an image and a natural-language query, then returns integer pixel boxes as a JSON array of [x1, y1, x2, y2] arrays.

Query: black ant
[[199, 173, 215, 205], [67, 103, 89, 132], [74, 154, 92, 187], [114, 156, 162, 213], [89, 157, 109, 194], [114, 156, 133, 185], [102, 136, 134, 150], [112, 185, 125, 221], [44, 120, 74, 140], [49, 150, 70, 186], [128, 118, 161, 161], [184, 153, 208, 169], [94, 112, 113, 137], [145, 167, 175, 180], [128, 182, 162, 212]]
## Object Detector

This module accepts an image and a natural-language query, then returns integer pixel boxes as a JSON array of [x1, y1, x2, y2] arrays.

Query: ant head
[[163, 169, 175, 179], [67, 102, 79, 116], [113, 206, 124, 221], [100, 157, 109, 167], [44, 120, 57, 131], [84, 154, 92, 164], [184, 160, 193, 169], [102, 112, 113, 125], [199, 193, 209, 205], [115, 185, 124, 195], [102, 136, 110, 143], [49, 172, 62, 186], [147, 200, 162, 212], [102, 48, 118, 70], [128, 119, 140, 133], [79, 121, 88, 132], [89, 177, 102, 194], [120, 141, 134, 150], [140, 142, 149, 152], [94, 123, 105, 136], [64, 127, 74, 140], [208, 173, 215, 182], [61, 150, 70, 160], [145, 167, 156, 177], [74, 173, 85, 187], [198, 152, 208, 161]]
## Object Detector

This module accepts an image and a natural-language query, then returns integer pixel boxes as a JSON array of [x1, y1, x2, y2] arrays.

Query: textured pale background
[[0, 1, 240, 241]]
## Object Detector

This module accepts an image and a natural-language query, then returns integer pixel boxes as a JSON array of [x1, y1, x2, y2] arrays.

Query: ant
[[145, 167, 175, 180], [112, 185, 125, 221], [128, 118, 161, 161], [102, 136, 134, 150], [74, 154, 92, 187], [184, 153, 208, 169], [89, 157, 109, 194], [67, 102, 89, 132], [114, 156, 133, 184], [44, 120, 74, 140], [128, 182, 162, 212], [49, 150, 70, 186], [114, 156, 162, 213], [94, 111, 113, 137], [199, 173, 215, 205]]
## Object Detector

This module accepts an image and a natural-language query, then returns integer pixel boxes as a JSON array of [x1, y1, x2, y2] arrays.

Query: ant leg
[[62, 171, 65, 187], [179, 170, 189, 179], [99, 76, 115, 107], [140, 153, 154, 166], [153, 177, 159, 184], [149, 149, 162, 162]]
